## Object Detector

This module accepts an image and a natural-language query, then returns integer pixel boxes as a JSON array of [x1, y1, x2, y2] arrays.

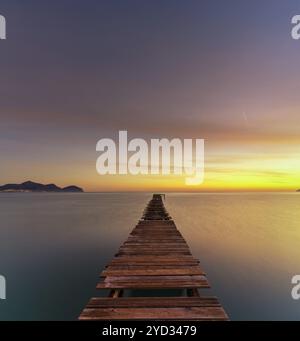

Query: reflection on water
[[0, 192, 299, 320], [166, 193, 300, 321]]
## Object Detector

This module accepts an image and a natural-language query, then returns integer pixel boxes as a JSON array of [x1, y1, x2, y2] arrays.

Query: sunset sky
[[0, 0, 300, 192]]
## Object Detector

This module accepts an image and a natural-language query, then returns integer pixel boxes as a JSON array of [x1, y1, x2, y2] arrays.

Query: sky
[[0, 0, 300, 192]]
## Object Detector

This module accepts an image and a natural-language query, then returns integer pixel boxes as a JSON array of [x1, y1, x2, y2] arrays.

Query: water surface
[[0, 192, 299, 320]]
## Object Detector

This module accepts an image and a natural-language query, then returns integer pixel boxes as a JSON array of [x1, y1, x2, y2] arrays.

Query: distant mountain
[[61, 185, 84, 193], [0, 181, 84, 193]]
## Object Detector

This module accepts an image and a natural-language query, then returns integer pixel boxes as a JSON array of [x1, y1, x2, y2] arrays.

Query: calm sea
[[0, 192, 299, 320]]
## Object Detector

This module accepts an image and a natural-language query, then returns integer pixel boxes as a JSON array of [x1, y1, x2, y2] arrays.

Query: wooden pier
[[79, 194, 228, 320]]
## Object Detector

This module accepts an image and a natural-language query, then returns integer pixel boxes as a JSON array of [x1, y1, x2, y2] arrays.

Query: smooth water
[[0, 192, 299, 320]]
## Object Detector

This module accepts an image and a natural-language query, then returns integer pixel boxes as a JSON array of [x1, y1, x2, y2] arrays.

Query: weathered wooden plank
[[132, 233, 178, 235], [131, 228, 180, 231], [86, 297, 221, 308], [127, 242, 186, 245], [108, 263, 200, 267], [121, 243, 189, 246], [120, 247, 190, 251], [133, 227, 178, 230], [97, 281, 209, 289], [133, 230, 176, 232], [108, 262, 200, 267], [119, 246, 190, 251], [117, 251, 192, 256], [123, 244, 188, 248], [128, 233, 182, 236], [103, 275, 206, 282], [109, 256, 199, 262], [110, 254, 197, 259], [136, 222, 174, 224], [131, 233, 181, 236], [118, 248, 191, 252], [97, 275, 209, 289], [123, 242, 188, 246], [118, 251, 191, 254], [126, 239, 186, 243], [105, 263, 204, 273], [101, 267, 204, 277], [109, 258, 198, 263], [79, 307, 228, 320]]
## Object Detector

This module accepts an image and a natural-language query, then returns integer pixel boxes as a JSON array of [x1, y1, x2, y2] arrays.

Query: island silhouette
[[0, 181, 83, 193]]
